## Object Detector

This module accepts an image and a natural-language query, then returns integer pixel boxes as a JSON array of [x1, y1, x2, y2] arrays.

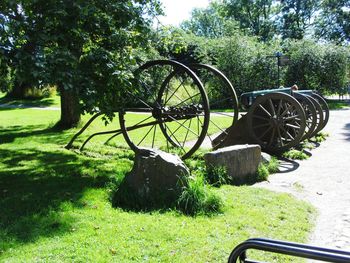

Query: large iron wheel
[[311, 93, 329, 132], [293, 93, 317, 141], [306, 95, 324, 137], [119, 60, 210, 159], [247, 92, 306, 153], [187, 63, 239, 148]]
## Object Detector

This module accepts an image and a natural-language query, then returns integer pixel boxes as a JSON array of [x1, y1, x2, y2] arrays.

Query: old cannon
[[66, 60, 239, 159], [214, 87, 329, 153]]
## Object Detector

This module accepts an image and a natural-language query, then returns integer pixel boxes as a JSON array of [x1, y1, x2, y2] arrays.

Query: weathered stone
[[260, 152, 272, 164], [113, 148, 189, 209], [204, 144, 261, 183]]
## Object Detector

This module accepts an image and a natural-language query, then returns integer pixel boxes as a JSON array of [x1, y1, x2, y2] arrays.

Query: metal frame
[[228, 238, 350, 263]]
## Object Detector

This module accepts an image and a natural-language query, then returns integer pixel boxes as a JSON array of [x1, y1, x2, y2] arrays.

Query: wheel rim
[[119, 60, 210, 159], [293, 93, 317, 141], [305, 95, 324, 137], [188, 63, 239, 148], [247, 92, 306, 152], [311, 93, 329, 131]]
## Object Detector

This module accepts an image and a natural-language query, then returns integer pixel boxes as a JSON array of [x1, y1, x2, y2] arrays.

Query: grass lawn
[[0, 104, 315, 262]]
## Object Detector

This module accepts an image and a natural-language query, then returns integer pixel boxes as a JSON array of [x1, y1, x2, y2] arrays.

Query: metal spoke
[[167, 115, 200, 137], [277, 100, 283, 115], [268, 127, 276, 146], [165, 76, 186, 104], [258, 104, 272, 117], [281, 104, 294, 117], [257, 126, 273, 139], [182, 118, 192, 148], [285, 123, 301, 129], [269, 99, 276, 116], [126, 90, 153, 110], [276, 127, 284, 146], [172, 93, 201, 108], [137, 124, 155, 146], [152, 123, 157, 148], [209, 119, 228, 134]]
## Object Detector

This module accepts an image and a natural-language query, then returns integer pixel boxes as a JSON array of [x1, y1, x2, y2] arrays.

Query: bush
[[177, 175, 223, 216], [282, 149, 309, 160], [256, 163, 269, 182], [206, 165, 230, 186]]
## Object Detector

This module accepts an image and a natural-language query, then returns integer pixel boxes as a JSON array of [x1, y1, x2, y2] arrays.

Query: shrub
[[282, 149, 309, 160], [177, 175, 223, 216], [256, 163, 269, 182], [205, 165, 230, 187], [267, 157, 279, 173]]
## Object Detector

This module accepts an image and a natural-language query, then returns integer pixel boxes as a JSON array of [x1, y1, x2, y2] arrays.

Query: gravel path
[[256, 108, 350, 253]]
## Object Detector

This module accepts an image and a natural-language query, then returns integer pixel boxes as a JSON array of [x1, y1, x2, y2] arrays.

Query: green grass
[[327, 100, 350, 110], [282, 149, 309, 160], [0, 106, 315, 262]]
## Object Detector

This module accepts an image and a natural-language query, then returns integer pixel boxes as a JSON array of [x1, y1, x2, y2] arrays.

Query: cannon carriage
[[66, 60, 329, 158]]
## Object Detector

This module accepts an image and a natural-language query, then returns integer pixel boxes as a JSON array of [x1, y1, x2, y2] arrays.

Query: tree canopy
[[0, 0, 161, 127]]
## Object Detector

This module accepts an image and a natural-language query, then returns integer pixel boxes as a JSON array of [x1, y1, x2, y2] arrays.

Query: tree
[[278, 0, 319, 39], [222, 0, 277, 41], [314, 0, 350, 43], [181, 2, 239, 38], [0, 0, 161, 128]]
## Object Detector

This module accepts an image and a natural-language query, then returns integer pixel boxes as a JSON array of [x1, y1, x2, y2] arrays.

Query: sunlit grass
[[0, 104, 315, 262]]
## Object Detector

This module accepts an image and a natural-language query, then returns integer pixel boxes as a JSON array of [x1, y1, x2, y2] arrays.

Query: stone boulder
[[204, 144, 261, 184], [261, 152, 272, 164], [113, 148, 190, 209]]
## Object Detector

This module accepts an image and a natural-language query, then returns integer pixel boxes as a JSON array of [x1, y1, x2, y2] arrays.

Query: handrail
[[228, 238, 350, 263]]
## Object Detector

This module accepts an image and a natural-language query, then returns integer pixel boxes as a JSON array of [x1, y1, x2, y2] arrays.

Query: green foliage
[[282, 149, 309, 160], [223, 0, 277, 41], [312, 132, 329, 143], [181, 2, 240, 39], [315, 0, 350, 43], [0, 0, 162, 120], [257, 163, 269, 181], [206, 165, 230, 187], [278, 0, 319, 40], [284, 40, 350, 93], [267, 157, 280, 173], [216, 36, 281, 94], [177, 175, 223, 216], [327, 101, 350, 110]]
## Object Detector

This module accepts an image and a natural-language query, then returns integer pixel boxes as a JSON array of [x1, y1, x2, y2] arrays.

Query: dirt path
[[256, 108, 350, 252]]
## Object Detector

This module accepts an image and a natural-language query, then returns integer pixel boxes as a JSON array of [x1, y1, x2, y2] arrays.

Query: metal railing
[[228, 238, 350, 263]]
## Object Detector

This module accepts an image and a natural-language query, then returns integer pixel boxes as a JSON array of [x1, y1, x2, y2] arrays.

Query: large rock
[[261, 152, 272, 164], [113, 148, 190, 209], [204, 144, 261, 184]]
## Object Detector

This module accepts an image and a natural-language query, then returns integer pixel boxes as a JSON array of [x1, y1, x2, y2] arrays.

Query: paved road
[[257, 108, 350, 254]]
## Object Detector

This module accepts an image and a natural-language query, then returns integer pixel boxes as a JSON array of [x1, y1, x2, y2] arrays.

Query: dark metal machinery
[[66, 60, 329, 157], [228, 238, 350, 263]]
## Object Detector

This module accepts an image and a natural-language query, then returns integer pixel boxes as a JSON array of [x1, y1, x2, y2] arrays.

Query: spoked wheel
[[119, 60, 210, 159], [293, 93, 317, 141], [247, 92, 306, 153], [306, 95, 324, 137], [310, 93, 329, 131], [184, 64, 239, 148]]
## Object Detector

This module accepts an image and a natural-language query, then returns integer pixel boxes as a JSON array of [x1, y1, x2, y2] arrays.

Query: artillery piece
[[66, 59, 329, 158], [214, 87, 329, 153]]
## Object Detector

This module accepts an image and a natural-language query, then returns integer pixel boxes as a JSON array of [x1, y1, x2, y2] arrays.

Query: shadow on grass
[[0, 125, 71, 145], [0, 143, 120, 250], [0, 96, 57, 108]]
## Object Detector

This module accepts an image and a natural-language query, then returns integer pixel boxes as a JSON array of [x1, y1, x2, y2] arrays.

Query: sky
[[157, 0, 210, 26]]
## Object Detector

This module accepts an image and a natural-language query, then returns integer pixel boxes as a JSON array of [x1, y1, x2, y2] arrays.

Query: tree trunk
[[57, 85, 81, 129], [7, 82, 29, 99]]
